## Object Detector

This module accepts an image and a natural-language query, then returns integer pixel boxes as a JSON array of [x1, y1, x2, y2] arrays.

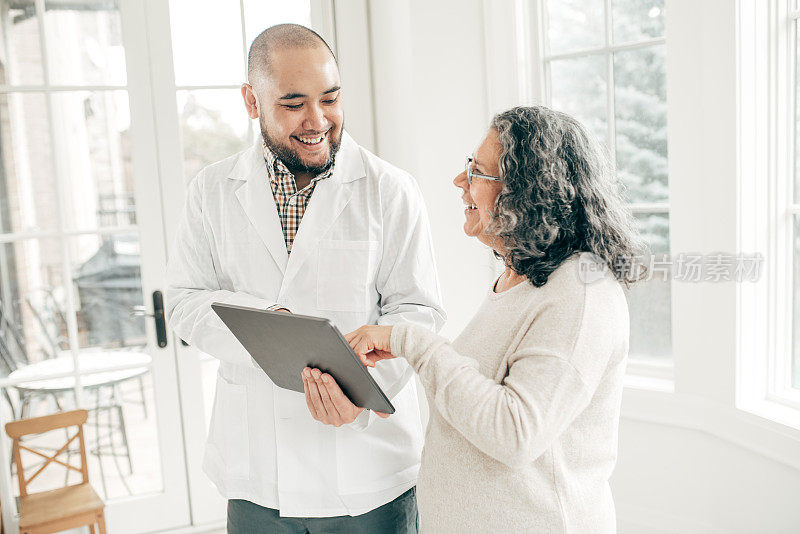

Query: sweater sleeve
[[389, 282, 624, 469]]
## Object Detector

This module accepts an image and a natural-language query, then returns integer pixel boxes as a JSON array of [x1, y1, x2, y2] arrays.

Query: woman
[[343, 106, 644, 533]]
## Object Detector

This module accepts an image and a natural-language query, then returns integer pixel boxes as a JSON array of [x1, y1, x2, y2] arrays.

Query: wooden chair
[[5, 410, 107, 534]]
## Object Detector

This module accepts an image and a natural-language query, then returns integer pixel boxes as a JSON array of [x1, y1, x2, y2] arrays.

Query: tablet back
[[211, 303, 395, 414]]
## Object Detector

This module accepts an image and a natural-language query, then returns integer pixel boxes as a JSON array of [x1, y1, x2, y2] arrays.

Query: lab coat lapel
[[232, 143, 289, 274], [281, 133, 364, 288], [281, 178, 351, 289]]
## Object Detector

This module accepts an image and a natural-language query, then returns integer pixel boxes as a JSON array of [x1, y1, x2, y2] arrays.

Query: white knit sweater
[[390, 255, 629, 533]]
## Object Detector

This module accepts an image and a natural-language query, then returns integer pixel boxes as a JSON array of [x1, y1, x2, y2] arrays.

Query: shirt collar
[[262, 142, 334, 187]]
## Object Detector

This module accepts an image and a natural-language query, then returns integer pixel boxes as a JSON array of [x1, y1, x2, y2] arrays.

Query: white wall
[[336, 0, 800, 532], [613, 418, 800, 533], [347, 0, 501, 341]]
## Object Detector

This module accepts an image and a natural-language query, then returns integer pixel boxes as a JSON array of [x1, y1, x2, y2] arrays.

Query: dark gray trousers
[[227, 487, 418, 534]]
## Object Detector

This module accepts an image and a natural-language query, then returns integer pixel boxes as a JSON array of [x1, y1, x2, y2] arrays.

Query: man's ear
[[241, 83, 260, 119]]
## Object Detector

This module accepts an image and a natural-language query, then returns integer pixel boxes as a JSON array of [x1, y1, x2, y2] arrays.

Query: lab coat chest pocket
[[212, 374, 250, 479], [216, 218, 262, 283], [317, 240, 378, 312]]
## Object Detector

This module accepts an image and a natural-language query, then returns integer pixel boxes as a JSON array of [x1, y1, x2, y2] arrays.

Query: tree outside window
[[543, 0, 670, 362]]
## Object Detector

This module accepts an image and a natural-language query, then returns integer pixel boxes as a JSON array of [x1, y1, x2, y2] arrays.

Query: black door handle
[[152, 290, 168, 348]]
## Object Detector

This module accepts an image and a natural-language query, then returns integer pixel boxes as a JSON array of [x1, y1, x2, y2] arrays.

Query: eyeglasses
[[465, 157, 501, 185]]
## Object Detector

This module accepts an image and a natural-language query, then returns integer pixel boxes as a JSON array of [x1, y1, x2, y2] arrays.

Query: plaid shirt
[[263, 144, 333, 253]]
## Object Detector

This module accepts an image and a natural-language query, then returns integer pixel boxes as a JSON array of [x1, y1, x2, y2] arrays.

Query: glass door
[[156, 0, 317, 526], [0, 0, 189, 532], [0, 0, 331, 531]]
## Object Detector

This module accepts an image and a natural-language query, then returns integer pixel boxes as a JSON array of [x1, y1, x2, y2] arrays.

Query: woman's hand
[[345, 325, 395, 367]]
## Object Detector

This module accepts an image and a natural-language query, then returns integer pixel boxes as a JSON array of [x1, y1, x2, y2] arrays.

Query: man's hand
[[301, 367, 389, 426]]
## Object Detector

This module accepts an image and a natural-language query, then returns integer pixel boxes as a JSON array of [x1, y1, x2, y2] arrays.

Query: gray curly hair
[[488, 105, 646, 287]]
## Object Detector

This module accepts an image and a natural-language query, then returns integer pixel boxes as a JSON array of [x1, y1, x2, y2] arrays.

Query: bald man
[[166, 24, 444, 533]]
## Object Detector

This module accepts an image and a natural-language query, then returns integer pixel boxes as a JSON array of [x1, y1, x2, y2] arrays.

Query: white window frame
[[490, 0, 674, 380], [775, 2, 800, 406], [739, 0, 800, 427], [0, 1, 194, 531], [483, 0, 800, 469], [542, 1, 672, 379]]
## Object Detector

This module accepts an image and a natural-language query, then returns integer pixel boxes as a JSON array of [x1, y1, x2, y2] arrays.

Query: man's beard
[[261, 118, 343, 176]]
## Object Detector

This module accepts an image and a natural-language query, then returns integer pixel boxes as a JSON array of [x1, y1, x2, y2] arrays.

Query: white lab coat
[[165, 132, 445, 517]]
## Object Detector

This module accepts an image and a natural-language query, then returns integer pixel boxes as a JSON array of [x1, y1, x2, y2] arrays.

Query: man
[[165, 24, 444, 533]]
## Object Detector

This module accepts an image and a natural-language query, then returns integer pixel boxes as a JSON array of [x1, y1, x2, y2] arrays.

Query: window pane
[[242, 0, 312, 54], [793, 216, 800, 388], [1, 1, 45, 85], [0, 92, 60, 234], [169, 0, 245, 86], [614, 45, 668, 203], [43, 0, 126, 86], [49, 90, 134, 230], [0, 238, 65, 370], [68, 234, 145, 350], [549, 55, 608, 144], [1, 233, 162, 500], [0, 235, 147, 360], [80, 374, 162, 500], [611, 0, 665, 43], [795, 21, 800, 204], [67, 233, 160, 500], [545, 0, 605, 55], [177, 89, 253, 181], [626, 212, 672, 361]]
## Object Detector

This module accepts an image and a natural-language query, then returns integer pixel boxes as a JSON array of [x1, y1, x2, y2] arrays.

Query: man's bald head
[[241, 23, 343, 179], [247, 23, 336, 88]]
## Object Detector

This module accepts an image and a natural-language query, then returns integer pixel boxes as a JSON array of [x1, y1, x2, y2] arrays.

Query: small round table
[[8, 349, 152, 497], [8, 350, 151, 393]]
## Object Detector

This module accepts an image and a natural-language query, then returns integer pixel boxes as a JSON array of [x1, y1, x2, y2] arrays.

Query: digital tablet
[[211, 303, 395, 414]]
